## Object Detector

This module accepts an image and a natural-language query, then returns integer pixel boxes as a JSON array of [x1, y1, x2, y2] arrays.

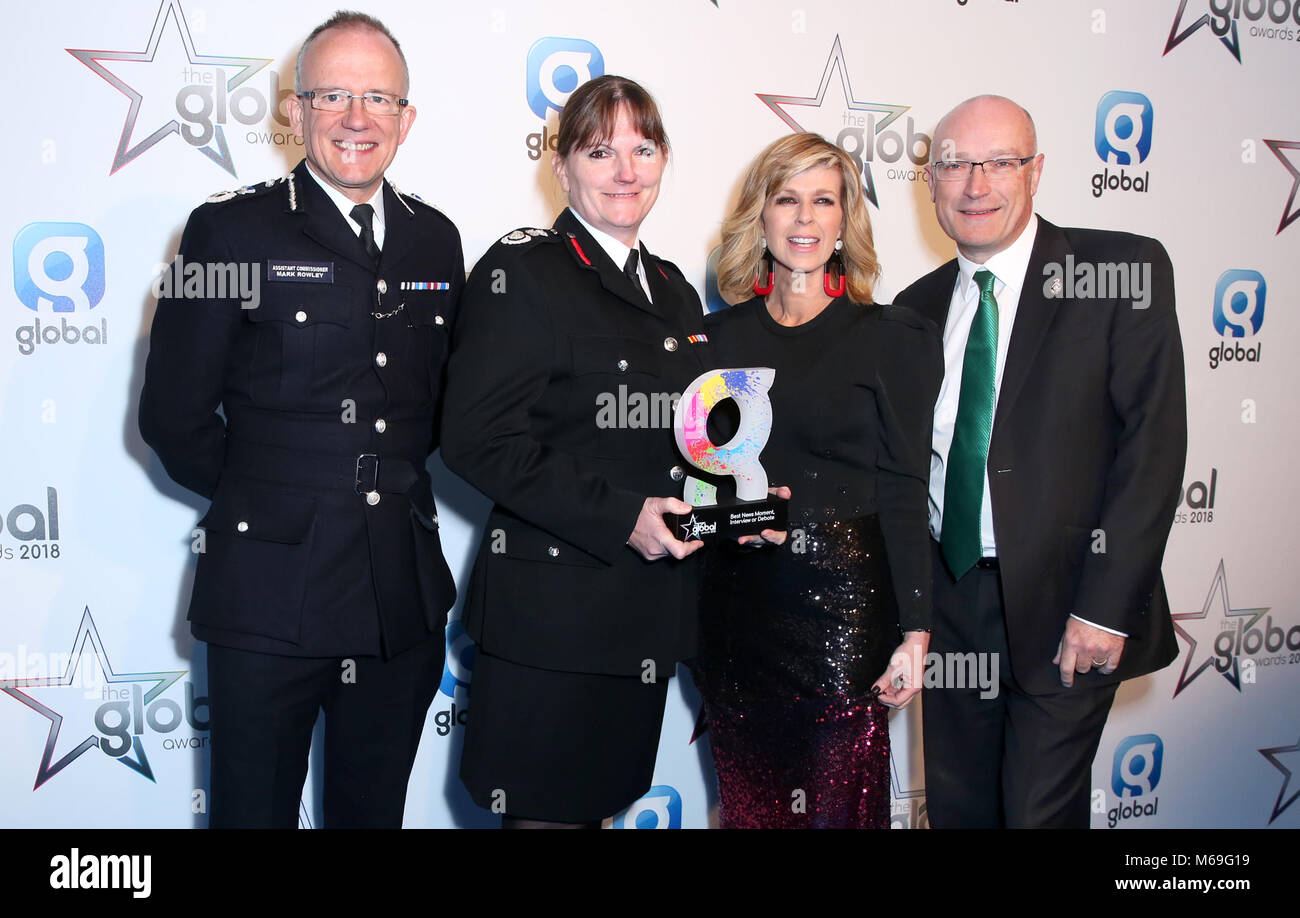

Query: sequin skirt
[[693, 516, 900, 829]]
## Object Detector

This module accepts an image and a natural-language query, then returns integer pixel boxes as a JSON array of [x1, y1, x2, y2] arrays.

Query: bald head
[[932, 95, 1037, 164]]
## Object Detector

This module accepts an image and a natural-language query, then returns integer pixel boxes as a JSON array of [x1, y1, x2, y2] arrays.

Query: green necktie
[[942, 268, 999, 579]]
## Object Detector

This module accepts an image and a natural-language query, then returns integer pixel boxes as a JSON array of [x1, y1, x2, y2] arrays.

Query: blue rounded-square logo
[[14, 222, 106, 313], [611, 784, 682, 829], [1213, 269, 1266, 338], [1112, 733, 1163, 798], [1094, 91, 1153, 166], [526, 37, 604, 119]]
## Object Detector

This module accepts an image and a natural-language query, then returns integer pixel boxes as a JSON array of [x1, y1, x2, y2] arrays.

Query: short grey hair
[[294, 10, 409, 95]]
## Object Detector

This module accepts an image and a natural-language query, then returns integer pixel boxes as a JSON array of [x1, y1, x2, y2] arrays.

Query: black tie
[[623, 249, 646, 302], [350, 203, 381, 263]]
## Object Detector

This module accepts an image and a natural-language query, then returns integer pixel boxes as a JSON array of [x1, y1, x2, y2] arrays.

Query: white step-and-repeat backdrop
[[1, 0, 1296, 828]]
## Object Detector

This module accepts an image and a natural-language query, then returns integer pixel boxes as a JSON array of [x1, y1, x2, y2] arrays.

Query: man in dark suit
[[139, 12, 461, 828], [893, 95, 1186, 828]]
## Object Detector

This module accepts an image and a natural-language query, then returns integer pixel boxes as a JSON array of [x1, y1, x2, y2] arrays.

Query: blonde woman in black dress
[[693, 133, 942, 828]]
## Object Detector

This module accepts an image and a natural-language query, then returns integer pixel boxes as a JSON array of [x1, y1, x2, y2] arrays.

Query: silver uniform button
[[547, 546, 559, 558], [236, 521, 249, 533], [294, 310, 307, 323], [377, 279, 387, 295], [434, 315, 445, 326], [375, 352, 387, 367], [365, 491, 381, 506], [670, 465, 685, 481], [663, 337, 678, 352], [617, 359, 629, 372], [374, 418, 387, 433]]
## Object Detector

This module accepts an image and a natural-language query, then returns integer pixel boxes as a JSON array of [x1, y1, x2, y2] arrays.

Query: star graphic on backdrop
[[1171, 560, 1269, 697], [1163, 0, 1242, 62], [756, 35, 909, 208], [67, 0, 269, 175], [1259, 735, 1300, 825], [1264, 140, 1300, 235], [889, 748, 924, 802], [0, 607, 186, 788]]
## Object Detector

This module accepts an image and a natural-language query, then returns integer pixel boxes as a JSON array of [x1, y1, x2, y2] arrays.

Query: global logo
[[67, 0, 280, 176], [1171, 560, 1288, 697], [1209, 269, 1265, 369], [889, 747, 927, 830], [1164, 0, 1300, 63], [1095, 91, 1152, 165], [610, 784, 682, 829], [437, 618, 475, 699], [757, 35, 930, 208], [0, 608, 206, 788], [524, 37, 604, 159], [1091, 91, 1152, 198], [525, 37, 604, 118], [13, 223, 105, 313], [13, 224, 109, 357], [1107, 733, 1163, 827], [1174, 469, 1218, 525], [1213, 269, 1266, 337], [1112, 734, 1163, 797]]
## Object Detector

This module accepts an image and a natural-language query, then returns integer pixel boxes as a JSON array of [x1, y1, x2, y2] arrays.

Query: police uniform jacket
[[139, 159, 462, 659], [440, 208, 712, 677]]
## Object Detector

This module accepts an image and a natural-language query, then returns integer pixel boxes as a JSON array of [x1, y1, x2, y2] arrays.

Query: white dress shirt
[[928, 214, 1123, 637], [305, 163, 386, 250], [929, 215, 1036, 552], [569, 208, 653, 303]]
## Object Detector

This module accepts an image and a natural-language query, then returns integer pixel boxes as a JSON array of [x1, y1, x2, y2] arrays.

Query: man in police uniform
[[139, 12, 461, 828]]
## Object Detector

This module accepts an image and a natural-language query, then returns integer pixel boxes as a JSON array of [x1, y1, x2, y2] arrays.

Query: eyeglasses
[[929, 156, 1037, 182], [299, 89, 408, 116]]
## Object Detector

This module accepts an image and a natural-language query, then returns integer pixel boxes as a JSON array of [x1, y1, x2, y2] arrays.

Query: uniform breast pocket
[[400, 290, 454, 387], [245, 284, 353, 404], [569, 334, 669, 459]]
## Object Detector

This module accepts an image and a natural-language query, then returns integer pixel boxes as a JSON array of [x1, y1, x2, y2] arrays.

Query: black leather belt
[[976, 556, 1000, 570], [224, 438, 421, 495]]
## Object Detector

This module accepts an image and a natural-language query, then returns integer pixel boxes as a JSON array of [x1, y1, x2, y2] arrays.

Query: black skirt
[[692, 515, 900, 828], [459, 651, 671, 823]]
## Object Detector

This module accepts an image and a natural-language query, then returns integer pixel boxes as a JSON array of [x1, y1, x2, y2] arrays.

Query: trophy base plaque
[[664, 496, 789, 543]]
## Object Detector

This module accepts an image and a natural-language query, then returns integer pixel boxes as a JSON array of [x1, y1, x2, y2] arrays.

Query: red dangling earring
[[753, 237, 775, 296], [823, 239, 846, 298]]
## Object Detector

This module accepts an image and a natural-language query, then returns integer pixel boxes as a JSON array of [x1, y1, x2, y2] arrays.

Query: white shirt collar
[[955, 214, 1038, 295], [304, 161, 386, 243], [568, 207, 637, 271]]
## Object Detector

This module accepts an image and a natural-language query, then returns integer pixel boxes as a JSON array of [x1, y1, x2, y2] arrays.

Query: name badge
[[267, 261, 334, 283]]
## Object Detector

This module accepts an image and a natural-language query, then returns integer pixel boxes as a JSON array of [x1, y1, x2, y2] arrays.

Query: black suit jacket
[[894, 217, 1186, 694], [140, 159, 461, 658], [440, 208, 712, 677]]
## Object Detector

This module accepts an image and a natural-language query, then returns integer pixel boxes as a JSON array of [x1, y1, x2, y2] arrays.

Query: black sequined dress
[[692, 296, 941, 829]]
